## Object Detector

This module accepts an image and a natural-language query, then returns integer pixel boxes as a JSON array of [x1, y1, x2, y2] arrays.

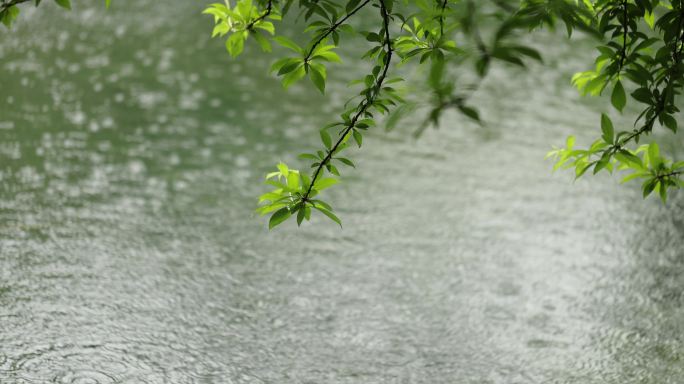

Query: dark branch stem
[[246, 0, 273, 30], [438, 0, 448, 36], [304, 0, 371, 61], [302, 0, 393, 201], [657, 170, 683, 180], [1, 0, 31, 12], [617, 0, 628, 72]]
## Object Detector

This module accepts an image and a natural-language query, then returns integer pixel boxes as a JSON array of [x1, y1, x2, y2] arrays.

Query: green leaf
[[105, 0, 111, 8], [511, 45, 543, 62], [252, 31, 272, 52], [336, 157, 355, 167], [300, 172, 311, 188], [254, 21, 275, 35], [296, 206, 306, 226], [457, 105, 480, 122], [1, 5, 20, 28], [566, 135, 575, 150], [310, 199, 332, 211], [620, 172, 647, 184], [226, 32, 246, 57], [320, 129, 332, 149], [365, 32, 381, 42], [54, 0, 71, 9], [276, 162, 289, 177], [642, 178, 657, 198], [648, 142, 660, 165], [298, 153, 319, 161], [212, 22, 230, 37], [475, 57, 490, 77], [611, 80, 626, 112], [309, 63, 326, 94], [277, 60, 303, 76], [270, 57, 299, 74], [273, 36, 303, 53], [593, 153, 611, 174], [658, 182, 667, 203], [287, 172, 300, 190], [615, 149, 644, 170], [661, 114, 677, 132], [312, 50, 342, 62], [313, 206, 342, 227], [575, 162, 592, 179], [631, 88, 652, 104], [353, 130, 362, 147], [313, 177, 338, 191], [55, 0, 71, 9], [600, 113, 614, 144], [268, 207, 291, 229], [327, 164, 340, 176], [258, 191, 282, 203], [281, 65, 306, 88], [346, 0, 361, 14], [256, 203, 287, 215], [644, 11, 655, 29]]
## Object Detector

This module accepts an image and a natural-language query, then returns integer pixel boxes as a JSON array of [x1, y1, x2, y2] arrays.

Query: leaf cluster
[[551, 0, 684, 202]]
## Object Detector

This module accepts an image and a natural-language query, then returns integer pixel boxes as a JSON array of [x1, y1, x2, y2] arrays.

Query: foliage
[[548, 0, 684, 203], [3, 0, 683, 228], [202, 0, 683, 228]]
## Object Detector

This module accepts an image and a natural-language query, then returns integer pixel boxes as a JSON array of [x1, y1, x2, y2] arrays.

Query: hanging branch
[[301, 0, 394, 203]]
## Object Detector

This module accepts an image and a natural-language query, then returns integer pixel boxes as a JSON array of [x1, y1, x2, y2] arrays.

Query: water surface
[[1, 2, 683, 383]]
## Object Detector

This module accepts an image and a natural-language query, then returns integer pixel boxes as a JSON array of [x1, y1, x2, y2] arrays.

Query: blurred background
[[0, 1, 683, 383]]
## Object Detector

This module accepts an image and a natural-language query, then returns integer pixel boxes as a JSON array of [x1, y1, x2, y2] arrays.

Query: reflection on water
[[1, 1, 683, 383]]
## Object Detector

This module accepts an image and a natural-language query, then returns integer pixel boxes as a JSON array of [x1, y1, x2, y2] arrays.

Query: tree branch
[[617, 0, 629, 72], [302, 0, 393, 202], [304, 0, 372, 62], [1, 0, 31, 13], [438, 0, 448, 36], [614, 8, 684, 149], [246, 0, 273, 30]]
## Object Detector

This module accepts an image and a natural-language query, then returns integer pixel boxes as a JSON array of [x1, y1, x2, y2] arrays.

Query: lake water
[[1, 1, 683, 383]]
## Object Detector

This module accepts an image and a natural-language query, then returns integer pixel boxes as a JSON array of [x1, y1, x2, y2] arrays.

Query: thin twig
[[246, 0, 273, 30], [304, 0, 372, 61]]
